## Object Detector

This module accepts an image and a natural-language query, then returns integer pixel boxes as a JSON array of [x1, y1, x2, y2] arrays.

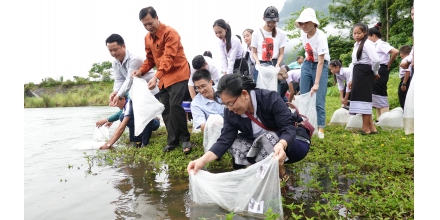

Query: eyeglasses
[[221, 95, 239, 108], [298, 21, 311, 26]]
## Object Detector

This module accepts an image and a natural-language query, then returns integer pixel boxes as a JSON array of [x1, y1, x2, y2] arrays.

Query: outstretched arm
[[100, 116, 129, 150]]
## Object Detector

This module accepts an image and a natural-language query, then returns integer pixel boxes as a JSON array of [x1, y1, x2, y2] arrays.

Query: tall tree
[[328, 0, 375, 29], [88, 61, 113, 82]]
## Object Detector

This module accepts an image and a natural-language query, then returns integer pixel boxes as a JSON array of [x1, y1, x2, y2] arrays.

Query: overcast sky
[[22, 0, 289, 84]]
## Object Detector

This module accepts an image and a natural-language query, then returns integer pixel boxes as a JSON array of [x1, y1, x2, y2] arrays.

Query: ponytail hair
[[353, 23, 369, 61], [216, 74, 256, 98], [368, 22, 382, 39], [213, 19, 232, 53]]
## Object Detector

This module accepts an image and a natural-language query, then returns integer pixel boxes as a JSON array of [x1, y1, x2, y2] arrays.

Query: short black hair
[[296, 56, 303, 61], [192, 69, 212, 83], [139, 6, 157, 20], [203, 51, 212, 58], [105, 34, 124, 46], [399, 45, 412, 55], [192, 55, 206, 70]]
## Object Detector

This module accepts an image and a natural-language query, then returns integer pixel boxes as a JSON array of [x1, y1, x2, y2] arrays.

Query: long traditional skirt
[[349, 64, 374, 115], [372, 64, 390, 108]]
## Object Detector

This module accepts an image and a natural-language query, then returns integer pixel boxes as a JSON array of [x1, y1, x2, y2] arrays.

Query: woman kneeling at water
[[187, 74, 310, 181]]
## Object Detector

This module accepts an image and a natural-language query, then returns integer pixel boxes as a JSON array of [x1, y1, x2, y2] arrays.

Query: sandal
[[182, 142, 192, 155], [163, 145, 178, 152], [279, 173, 290, 183], [356, 130, 370, 135]]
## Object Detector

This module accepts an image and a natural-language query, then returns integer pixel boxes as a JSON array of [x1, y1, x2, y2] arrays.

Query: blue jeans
[[299, 60, 328, 128]]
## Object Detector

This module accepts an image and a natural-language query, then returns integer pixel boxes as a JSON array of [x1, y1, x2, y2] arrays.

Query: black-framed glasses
[[221, 95, 239, 108]]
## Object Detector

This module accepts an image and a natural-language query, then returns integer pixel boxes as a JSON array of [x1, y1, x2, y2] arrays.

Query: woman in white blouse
[[212, 19, 248, 76]]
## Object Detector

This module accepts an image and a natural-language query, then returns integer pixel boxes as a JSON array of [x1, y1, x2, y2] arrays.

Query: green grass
[[88, 70, 413, 219]]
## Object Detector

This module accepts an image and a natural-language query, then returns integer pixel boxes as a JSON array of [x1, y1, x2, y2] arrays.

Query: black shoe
[[163, 145, 178, 152], [182, 142, 192, 155], [132, 142, 142, 148]]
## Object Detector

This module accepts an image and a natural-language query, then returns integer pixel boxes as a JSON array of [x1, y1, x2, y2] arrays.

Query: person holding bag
[[187, 74, 310, 183], [251, 6, 288, 100], [213, 19, 249, 76]]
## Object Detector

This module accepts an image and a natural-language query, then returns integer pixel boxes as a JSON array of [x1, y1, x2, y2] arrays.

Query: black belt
[[259, 59, 278, 65]]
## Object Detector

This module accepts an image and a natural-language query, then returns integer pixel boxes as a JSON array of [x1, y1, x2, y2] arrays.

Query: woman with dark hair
[[348, 23, 380, 135], [329, 59, 352, 108], [368, 22, 399, 120], [243, 29, 256, 82], [187, 74, 311, 182], [213, 19, 248, 76]]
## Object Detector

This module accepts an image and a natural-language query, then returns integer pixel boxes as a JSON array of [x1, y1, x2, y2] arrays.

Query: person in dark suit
[[187, 74, 310, 182]]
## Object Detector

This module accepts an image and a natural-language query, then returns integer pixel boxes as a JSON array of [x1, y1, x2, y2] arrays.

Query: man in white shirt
[[105, 34, 158, 106], [188, 55, 221, 99], [190, 69, 224, 152]]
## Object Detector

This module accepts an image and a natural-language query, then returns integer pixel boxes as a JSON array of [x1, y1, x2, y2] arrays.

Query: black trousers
[[398, 76, 412, 109], [159, 80, 191, 146]]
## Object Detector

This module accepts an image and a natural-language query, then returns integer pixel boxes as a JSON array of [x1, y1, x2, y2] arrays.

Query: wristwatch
[[401, 83, 407, 86], [106, 143, 111, 148]]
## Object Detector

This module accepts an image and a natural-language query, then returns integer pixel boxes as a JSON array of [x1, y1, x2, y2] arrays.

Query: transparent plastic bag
[[130, 77, 165, 136], [203, 114, 224, 153], [291, 92, 318, 136], [256, 65, 280, 92], [345, 114, 363, 130], [403, 76, 414, 135], [92, 126, 109, 142], [188, 153, 283, 219], [329, 108, 350, 125], [377, 107, 403, 130]]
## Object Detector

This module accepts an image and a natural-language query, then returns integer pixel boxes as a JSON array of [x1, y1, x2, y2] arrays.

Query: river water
[[24, 106, 349, 220]]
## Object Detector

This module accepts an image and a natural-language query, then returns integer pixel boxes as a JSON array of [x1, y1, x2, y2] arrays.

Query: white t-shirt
[[251, 27, 287, 61], [189, 56, 221, 86], [374, 39, 394, 65], [286, 69, 301, 84], [218, 35, 244, 74], [300, 29, 330, 62]]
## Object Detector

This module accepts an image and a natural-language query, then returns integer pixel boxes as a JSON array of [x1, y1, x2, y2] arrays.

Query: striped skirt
[[349, 64, 374, 115], [372, 64, 389, 108]]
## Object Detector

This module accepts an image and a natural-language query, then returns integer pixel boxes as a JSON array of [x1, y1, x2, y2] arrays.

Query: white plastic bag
[[291, 92, 318, 136], [130, 77, 165, 136], [188, 153, 283, 219], [256, 65, 280, 92], [92, 126, 109, 142], [329, 108, 350, 125], [345, 114, 363, 130], [377, 107, 403, 130], [403, 76, 414, 135], [203, 114, 224, 153]]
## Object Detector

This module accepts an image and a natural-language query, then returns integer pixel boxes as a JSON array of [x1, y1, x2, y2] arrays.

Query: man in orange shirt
[[132, 6, 192, 154]]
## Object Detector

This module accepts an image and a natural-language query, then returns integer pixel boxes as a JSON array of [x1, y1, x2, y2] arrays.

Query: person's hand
[[99, 143, 112, 150], [342, 98, 348, 106], [147, 76, 158, 90], [400, 84, 407, 92], [109, 91, 117, 104], [310, 83, 319, 96], [96, 119, 107, 127], [187, 158, 206, 175], [273, 143, 287, 165], [109, 95, 120, 107], [374, 74, 380, 80], [131, 70, 143, 77], [104, 122, 113, 128], [348, 81, 352, 90], [399, 60, 410, 69]]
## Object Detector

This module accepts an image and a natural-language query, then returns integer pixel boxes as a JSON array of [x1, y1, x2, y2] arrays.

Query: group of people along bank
[[94, 5, 414, 179]]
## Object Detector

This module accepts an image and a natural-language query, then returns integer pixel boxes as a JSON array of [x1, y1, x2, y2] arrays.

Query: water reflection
[[25, 107, 354, 219]]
